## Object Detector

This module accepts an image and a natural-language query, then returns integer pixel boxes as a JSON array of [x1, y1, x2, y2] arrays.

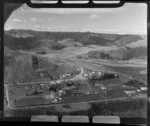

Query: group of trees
[[32, 55, 39, 69], [87, 51, 113, 60], [92, 98, 146, 116], [5, 34, 40, 50], [124, 79, 146, 88]]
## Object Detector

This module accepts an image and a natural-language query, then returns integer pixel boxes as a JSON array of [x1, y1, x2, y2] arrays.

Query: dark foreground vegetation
[[5, 96, 146, 117], [91, 96, 147, 117]]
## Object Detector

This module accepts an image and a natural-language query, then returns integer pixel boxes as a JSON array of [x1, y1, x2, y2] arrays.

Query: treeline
[[124, 79, 146, 88], [4, 35, 40, 50]]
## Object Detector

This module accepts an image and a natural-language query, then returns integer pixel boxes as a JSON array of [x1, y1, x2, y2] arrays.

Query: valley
[[4, 29, 147, 118]]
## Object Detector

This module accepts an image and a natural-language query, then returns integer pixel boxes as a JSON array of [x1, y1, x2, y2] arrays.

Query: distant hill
[[4, 29, 144, 51]]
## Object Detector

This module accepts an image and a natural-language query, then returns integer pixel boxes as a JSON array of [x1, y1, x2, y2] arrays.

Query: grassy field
[[91, 95, 147, 117], [55, 103, 92, 114], [110, 66, 147, 82], [6, 53, 147, 107], [14, 95, 54, 108], [71, 58, 147, 83], [4, 95, 147, 117]]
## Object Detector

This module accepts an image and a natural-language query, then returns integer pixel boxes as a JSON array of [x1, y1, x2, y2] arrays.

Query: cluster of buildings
[[25, 79, 78, 104], [44, 81, 78, 103], [24, 68, 147, 104], [25, 83, 63, 104], [44, 91, 64, 104], [83, 71, 119, 80], [123, 85, 147, 96], [94, 82, 147, 97], [60, 73, 75, 80], [123, 79, 147, 96]]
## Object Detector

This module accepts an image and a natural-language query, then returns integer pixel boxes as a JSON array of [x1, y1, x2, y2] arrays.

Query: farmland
[[4, 30, 147, 118]]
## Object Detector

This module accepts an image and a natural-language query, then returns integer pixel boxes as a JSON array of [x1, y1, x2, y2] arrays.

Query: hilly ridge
[[5, 29, 144, 51]]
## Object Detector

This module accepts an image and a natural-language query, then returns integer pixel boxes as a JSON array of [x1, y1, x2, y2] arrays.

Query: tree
[[32, 55, 39, 69], [101, 52, 111, 59]]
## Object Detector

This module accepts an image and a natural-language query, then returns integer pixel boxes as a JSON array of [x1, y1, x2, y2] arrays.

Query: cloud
[[81, 28, 93, 32], [13, 18, 26, 23], [49, 18, 53, 21], [31, 17, 37, 22], [4, 25, 12, 31], [18, 3, 146, 15], [19, 4, 127, 14], [34, 25, 41, 29], [89, 14, 99, 19], [30, 8, 118, 14], [47, 27, 51, 30], [34, 25, 47, 31]]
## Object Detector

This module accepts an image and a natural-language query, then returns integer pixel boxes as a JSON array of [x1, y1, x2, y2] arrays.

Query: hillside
[[4, 29, 144, 51], [4, 53, 79, 84], [4, 29, 147, 83], [87, 46, 147, 61], [126, 37, 147, 48]]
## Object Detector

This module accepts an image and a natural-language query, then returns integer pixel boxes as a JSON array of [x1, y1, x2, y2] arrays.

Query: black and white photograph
[[3, 1, 147, 121]]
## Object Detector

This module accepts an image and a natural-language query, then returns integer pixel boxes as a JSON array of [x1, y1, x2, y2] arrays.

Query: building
[[50, 81, 57, 85], [98, 72, 102, 76], [58, 90, 65, 95], [124, 90, 136, 95], [58, 97, 62, 101], [129, 76, 132, 79], [56, 80, 62, 84], [140, 87, 147, 91], [40, 83, 46, 87], [63, 85, 76, 91], [137, 89, 141, 92], [94, 92, 98, 94], [25, 86, 29, 90], [44, 91, 56, 99], [85, 92, 90, 95], [83, 73, 88, 77], [52, 98, 58, 103], [87, 71, 118, 80], [100, 86, 107, 90]]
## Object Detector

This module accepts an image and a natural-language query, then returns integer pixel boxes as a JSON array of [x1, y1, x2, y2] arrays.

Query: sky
[[5, 3, 147, 35]]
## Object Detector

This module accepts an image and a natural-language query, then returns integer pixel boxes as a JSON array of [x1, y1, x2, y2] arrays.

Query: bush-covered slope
[[4, 54, 78, 83], [87, 46, 147, 60]]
